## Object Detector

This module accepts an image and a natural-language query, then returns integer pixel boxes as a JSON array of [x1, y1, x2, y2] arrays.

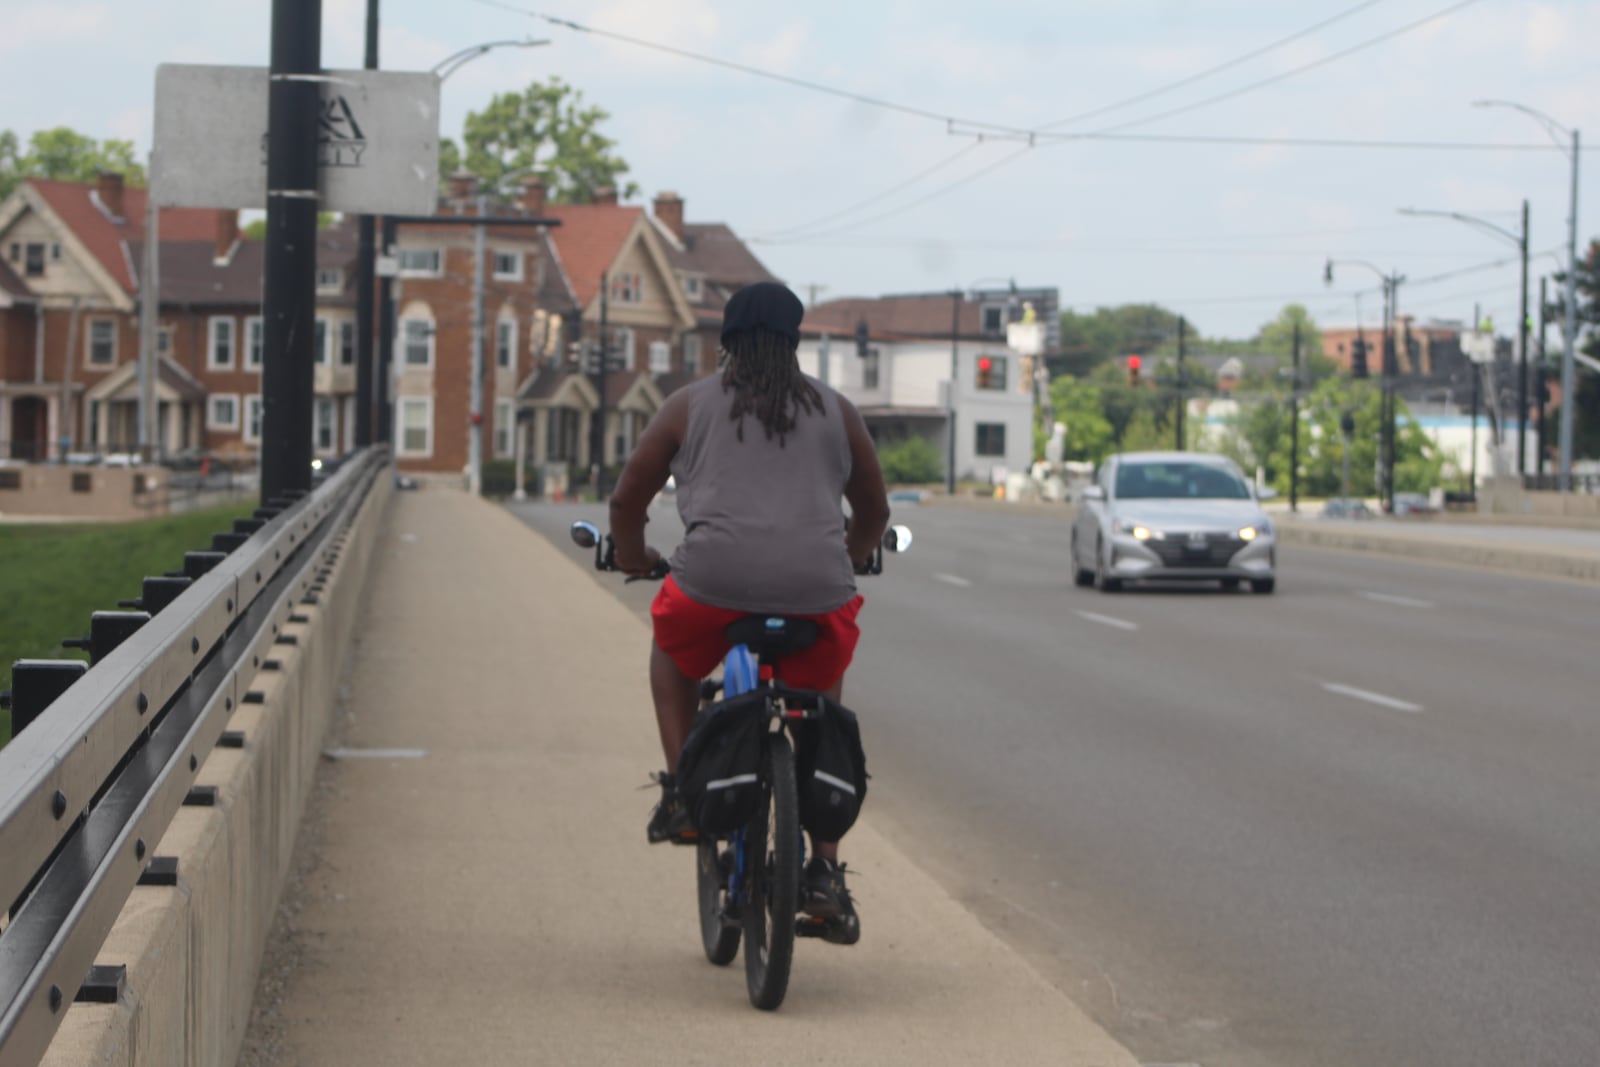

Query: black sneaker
[[646, 772, 696, 844], [801, 857, 860, 945]]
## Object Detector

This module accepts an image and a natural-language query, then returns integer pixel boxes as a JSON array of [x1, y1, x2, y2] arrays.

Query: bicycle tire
[[697, 837, 741, 965], [743, 732, 800, 1011]]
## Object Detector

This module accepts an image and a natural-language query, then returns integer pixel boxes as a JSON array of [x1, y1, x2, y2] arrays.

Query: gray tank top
[[668, 373, 857, 614]]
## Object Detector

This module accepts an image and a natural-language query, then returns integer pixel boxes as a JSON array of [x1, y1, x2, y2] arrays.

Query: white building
[[797, 292, 1036, 485]]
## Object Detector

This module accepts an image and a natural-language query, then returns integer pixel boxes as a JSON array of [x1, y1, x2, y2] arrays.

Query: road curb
[[1275, 521, 1600, 583]]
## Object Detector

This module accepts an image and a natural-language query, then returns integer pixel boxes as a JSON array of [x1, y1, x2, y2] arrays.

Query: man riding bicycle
[[607, 281, 891, 942]]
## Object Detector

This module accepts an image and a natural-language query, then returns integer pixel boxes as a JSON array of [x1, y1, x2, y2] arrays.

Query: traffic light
[[1351, 337, 1369, 379], [1126, 355, 1142, 388], [977, 355, 994, 389], [855, 318, 870, 358]]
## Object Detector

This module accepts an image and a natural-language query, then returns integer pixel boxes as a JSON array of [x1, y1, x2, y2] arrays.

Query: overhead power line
[[756, 141, 984, 240]]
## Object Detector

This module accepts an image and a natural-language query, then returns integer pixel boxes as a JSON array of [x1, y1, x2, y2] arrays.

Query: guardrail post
[[61, 611, 153, 666], [0, 660, 89, 735], [119, 576, 194, 615]]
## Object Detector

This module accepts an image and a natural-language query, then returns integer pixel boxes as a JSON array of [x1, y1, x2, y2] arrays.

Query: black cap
[[720, 282, 804, 347]]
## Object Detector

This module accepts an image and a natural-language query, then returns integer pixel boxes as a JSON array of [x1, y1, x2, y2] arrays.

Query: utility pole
[[376, 216, 396, 449], [468, 192, 487, 495], [260, 0, 322, 503], [1471, 302, 1481, 493], [947, 289, 960, 496], [1537, 277, 1549, 478], [1290, 320, 1300, 513], [1516, 198, 1530, 475], [353, 0, 378, 447], [1558, 128, 1581, 490], [1175, 315, 1186, 450]]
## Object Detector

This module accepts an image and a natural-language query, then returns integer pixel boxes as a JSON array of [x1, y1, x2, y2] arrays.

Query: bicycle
[[570, 519, 911, 1010]]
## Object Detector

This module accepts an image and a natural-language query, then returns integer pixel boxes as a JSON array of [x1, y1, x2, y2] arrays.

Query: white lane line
[[1075, 610, 1140, 632], [1319, 682, 1423, 714], [933, 573, 973, 588], [1360, 591, 1435, 609]]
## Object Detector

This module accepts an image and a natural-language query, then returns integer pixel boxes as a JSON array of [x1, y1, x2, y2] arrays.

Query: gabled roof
[[661, 222, 779, 303], [0, 256, 30, 303], [27, 179, 221, 294], [543, 203, 645, 307], [129, 239, 266, 307], [806, 293, 985, 341]]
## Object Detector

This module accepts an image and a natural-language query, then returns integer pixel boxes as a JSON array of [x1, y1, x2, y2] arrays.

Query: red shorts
[[650, 575, 864, 691]]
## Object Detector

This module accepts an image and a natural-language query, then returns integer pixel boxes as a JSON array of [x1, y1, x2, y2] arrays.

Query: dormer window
[[681, 272, 703, 300], [316, 269, 343, 292], [24, 243, 45, 277]]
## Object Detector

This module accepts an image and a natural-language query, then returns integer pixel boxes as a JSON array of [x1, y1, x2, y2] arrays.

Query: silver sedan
[[1070, 452, 1277, 593]]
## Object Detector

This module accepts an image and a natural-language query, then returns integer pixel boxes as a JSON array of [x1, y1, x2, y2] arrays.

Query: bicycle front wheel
[[697, 837, 741, 965], [743, 733, 800, 1011]]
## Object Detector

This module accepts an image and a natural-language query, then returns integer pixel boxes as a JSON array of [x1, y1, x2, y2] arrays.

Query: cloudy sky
[[4, 0, 1597, 340]]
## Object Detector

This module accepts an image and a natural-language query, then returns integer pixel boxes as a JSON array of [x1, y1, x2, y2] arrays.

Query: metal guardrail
[[0, 446, 387, 1065]]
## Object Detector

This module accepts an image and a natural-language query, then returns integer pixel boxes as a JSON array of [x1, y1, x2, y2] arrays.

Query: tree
[[242, 212, 339, 241], [1548, 237, 1600, 459], [1055, 304, 1187, 376], [445, 77, 637, 204], [1268, 379, 1446, 498], [1257, 303, 1323, 359], [0, 127, 145, 201], [876, 435, 943, 485], [1228, 397, 1291, 485], [1118, 408, 1169, 452], [1040, 376, 1115, 463]]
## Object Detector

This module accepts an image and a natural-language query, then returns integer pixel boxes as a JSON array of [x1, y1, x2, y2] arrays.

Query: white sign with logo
[[153, 64, 441, 215], [1460, 330, 1497, 365]]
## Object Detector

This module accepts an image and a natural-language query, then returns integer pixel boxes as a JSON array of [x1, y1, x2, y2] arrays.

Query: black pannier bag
[[676, 691, 766, 835], [794, 697, 868, 841]]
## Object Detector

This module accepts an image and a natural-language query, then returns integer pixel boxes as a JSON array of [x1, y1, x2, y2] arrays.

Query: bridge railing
[[0, 446, 387, 1065]]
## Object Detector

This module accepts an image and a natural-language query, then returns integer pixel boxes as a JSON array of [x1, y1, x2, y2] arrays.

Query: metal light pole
[[1474, 100, 1581, 489], [354, 0, 378, 447], [947, 289, 960, 496], [1175, 315, 1186, 450], [1398, 201, 1530, 473], [1326, 258, 1404, 512]]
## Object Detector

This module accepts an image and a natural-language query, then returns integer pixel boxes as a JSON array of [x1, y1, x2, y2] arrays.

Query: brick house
[[0, 174, 240, 460], [515, 187, 781, 482]]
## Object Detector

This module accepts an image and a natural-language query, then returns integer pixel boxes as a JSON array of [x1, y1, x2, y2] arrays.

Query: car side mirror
[[1080, 485, 1106, 502], [883, 525, 913, 553]]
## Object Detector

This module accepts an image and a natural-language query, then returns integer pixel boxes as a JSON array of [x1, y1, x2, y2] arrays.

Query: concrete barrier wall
[[37, 471, 394, 1067], [0, 465, 171, 520]]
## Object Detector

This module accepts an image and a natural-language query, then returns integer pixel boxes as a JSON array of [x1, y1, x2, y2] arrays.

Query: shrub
[[877, 435, 943, 485]]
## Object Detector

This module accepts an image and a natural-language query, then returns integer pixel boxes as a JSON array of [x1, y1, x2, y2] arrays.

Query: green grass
[[1, 501, 256, 747]]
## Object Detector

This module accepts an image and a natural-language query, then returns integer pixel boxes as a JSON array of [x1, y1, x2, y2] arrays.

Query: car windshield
[[1115, 461, 1251, 500]]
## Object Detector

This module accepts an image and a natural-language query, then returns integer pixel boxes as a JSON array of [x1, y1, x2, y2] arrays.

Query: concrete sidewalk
[[239, 486, 1141, 1067]]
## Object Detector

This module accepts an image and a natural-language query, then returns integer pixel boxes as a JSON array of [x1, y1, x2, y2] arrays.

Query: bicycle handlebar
[[568, 520, 912, 580]]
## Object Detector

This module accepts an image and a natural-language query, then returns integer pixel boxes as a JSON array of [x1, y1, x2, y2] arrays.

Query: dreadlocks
[[719, 329, 825, 446]]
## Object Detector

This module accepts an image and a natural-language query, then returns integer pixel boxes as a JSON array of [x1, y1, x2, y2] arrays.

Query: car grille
[[1150, 533, 1244, 568]]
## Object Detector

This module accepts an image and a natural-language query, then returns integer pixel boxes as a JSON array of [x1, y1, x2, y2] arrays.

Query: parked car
[[1392, 493, 1435, 516], [1070, 451, 1277, 593], [1321, 498, 1374, 520]]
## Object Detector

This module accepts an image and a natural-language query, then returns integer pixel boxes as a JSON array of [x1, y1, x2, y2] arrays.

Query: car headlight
[[1113, 519, 1155, 541], [1239, 521, 1272, 541]]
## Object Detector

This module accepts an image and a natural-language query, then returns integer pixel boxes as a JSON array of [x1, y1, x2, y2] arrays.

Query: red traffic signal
[[1126, 354, 1143, 387], [1126, 355, 1142, 371], [978, 356, 993, 370]]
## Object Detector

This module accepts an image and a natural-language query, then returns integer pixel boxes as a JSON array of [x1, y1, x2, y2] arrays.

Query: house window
[[862, 349, 880, 390], [397, 397, 432, 456], [975, 354, 1007, 390], [158, 326, 174, 356], [975, 422, 1006, 457], [546, 407, 580, 461], [681, 272, 702, 300], [496, 319, 516, 369], [683, 333, 702, 375], [339, 321, 355, 366], [492, 251, 523, 281], [24, 243, 45, 277], [610, 326, 635, 370], [208, 394, 240, 431], [208, 317, 236, 370], [401, 318, 434, 366], [981, 304, 1007, 335], [50, 243, 61, 262], [316, 269, 342, 292], [608, 271, 643, 306], [245, 317, 263, 368], [243, 395, 264, 444], [87, 319, 117, 366], [397, 248, 442, 276], [315, 318, 330, 365], [648, 340, 671, 374], [494, 399, 514, 458], [314, 396, 336, 452]]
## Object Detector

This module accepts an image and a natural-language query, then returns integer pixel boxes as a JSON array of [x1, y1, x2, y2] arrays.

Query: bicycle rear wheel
[[743, 733, 800, 1011], [697, 837, 741, 965]]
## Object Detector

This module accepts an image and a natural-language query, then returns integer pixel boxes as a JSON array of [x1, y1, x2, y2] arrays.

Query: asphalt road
[[511, 498, 1600, 1067]]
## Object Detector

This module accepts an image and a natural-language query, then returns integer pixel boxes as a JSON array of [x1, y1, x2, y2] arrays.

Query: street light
[[1398, 202, 1530, 473], [1325, 258, 1405, 512], [1474, 99, 1582, 490], [431, 38, 550, 80]]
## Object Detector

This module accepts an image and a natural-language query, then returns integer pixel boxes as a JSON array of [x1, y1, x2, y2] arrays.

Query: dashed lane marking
[[933, 573, 973, 587], [1075, 610, 1140, 632], [1319, 682, 1423, 714], [1360, 591, 1435, 609]]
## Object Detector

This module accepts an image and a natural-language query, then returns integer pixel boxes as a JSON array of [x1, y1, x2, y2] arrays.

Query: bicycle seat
[[725, 616, 819, 660]]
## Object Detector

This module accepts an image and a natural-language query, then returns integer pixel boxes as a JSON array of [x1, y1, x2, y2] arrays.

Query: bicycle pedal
[[795, 916, 829, 938], [669, 831, 700, 846]]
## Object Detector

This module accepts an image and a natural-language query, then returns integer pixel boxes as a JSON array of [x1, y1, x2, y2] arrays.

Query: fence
[[0, 447, 387, 1064]]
